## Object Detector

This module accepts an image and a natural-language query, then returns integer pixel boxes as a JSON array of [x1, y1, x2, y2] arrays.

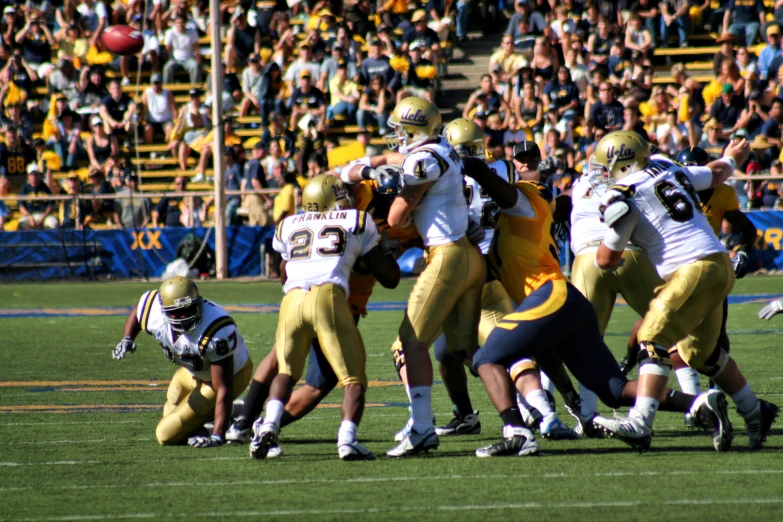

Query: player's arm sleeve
[[200, 321, 239, 362], [603, 203, 639, 252], [462, 156, 520, 210], [135, 290, 159, 333], [724, 209, 757, 253], [684, 166, 714, 191], [356, 213, 380, 255], [273, 220, 289, 259], [401, 151, 445, 186]]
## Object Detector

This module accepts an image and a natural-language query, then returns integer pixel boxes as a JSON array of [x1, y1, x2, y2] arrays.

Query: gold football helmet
[[443, 118, 485, 159], [386, 96, 441, 153], [302, 174, 352, 212], [159, 276, 203, 333], [591, 131, 651, 183]]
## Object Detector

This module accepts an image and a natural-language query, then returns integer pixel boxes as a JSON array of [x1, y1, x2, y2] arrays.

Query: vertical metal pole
[[210, 0, 227, 279]]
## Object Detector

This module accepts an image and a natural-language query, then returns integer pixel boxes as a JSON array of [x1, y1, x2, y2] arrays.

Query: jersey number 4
[[289, 226, 347, 260], [654, 172, 701, 223]]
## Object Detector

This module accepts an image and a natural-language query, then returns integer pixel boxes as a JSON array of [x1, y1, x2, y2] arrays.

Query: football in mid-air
[[101, 25, 144, 56]]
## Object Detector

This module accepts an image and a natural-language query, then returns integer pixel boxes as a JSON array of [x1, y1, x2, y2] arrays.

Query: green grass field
[[1, 278, 782, 522]]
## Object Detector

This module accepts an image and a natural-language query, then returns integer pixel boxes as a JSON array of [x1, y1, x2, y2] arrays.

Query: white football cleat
[[689, 390, 733, 452], [386, 427, 439, 458], [338, 441, 376, 461], [225, 422, 252, 444], [475, 425, 538, 457], [592, 413, 652, 451], [539, 413, 578, 440], [249, 420, 279, 460], [394, 415, 414, 442]]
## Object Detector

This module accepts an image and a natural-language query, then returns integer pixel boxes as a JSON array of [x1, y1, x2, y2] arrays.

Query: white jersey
[[136, 292, 250, 382], [615, 156, 725, 278], [464, 158, 517, 254], [273, 209, 379, 295], [570, 174, 611, 255], [401, 138, 468, 247]]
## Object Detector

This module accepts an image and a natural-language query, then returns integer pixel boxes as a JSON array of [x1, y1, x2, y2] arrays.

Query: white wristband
[[339, 169, 356, 185], [719, 156, 736, 172], [349, 157, 372, 168]]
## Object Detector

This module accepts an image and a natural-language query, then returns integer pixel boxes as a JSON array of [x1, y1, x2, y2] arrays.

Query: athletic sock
[[660, 389, 696, 413], [540, 372, 555, 396], [264, 399, 285, 429], [279, 410, 301, 428], [675, 367, 701, 396], [409, 386, 434, 433], [579, 384, 599, 417], [632, 396, 659, 428], [337, 420, 357, 446], [516, 392, 537, 426], [526, 389, 555, 417], [239, 380, 270, 426], [730, 383, 758, 416], [452, 393, 474, 418], [499, 406, 525, 428]]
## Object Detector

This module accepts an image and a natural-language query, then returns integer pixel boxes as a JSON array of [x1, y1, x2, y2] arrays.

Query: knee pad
[[509, 358, 538, 382], [637, 341, 672, 369], [695, 347, 730, 378]]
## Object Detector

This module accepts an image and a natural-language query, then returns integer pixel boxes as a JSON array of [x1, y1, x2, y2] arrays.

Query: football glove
[[113, 337, 137, 360], [466, 218, 485, 246], [187, 434, 225, 448], [758, 299, 783, 320], [379, 231, 400, 258], [732, 250, 750, 278]]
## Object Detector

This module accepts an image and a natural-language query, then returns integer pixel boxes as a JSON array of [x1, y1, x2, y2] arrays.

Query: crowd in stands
[[1, 0, 783, 235]]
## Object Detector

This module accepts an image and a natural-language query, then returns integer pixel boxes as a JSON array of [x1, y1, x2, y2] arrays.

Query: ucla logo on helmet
[[400, 108, 428, 127], [607, 144, 635, 161]]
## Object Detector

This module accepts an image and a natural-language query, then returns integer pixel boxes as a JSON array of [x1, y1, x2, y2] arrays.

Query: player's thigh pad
[[156, 361, 253, 445], [638, 253, 734, 350], [478, 279, 516, 345], [312, 284, 368, 388], [474, 280, 569, 370], [400, 237, 486, 348], [615, 249, 662, 319], [571, 252, 618, 335], [163, 367, 197, 417], [275, 289, 316, 382], [673, 298, 727, 370]]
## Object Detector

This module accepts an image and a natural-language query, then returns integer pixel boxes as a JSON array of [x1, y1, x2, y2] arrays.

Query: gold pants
[[156, 359, 253, 445], [571, 249, 663, 334], [398, 236, 486, 351], [276, 284, 367, 388], [639, 253, 735, 369]]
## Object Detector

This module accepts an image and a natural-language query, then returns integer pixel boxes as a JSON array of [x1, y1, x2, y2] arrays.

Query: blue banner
[[748, 210, 783, 271], [0, 226, 275, 281]]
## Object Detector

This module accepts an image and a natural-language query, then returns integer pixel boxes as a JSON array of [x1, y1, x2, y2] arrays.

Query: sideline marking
[[2, 498, 782, 520], [0, 469, 781, 492], [1, 294, 780, 318]]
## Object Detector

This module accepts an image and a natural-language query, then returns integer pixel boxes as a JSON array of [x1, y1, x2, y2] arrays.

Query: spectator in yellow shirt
[[488, 34, 528, 97], [328, 62, 360, 123]]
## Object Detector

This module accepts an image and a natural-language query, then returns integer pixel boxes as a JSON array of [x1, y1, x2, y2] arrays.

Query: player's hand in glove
[[466, 219, 485, 245], [758, 299, 783, 320], [187, 434, 225, 448], [732, 250, 750, 278], [379, 230, 401, 258], [113, 337, 137, 360], [599, 186, 635, 227]]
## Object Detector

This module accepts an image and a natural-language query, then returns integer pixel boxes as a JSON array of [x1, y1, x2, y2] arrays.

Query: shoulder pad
[[138, 290, 159, 332], [198, 316, 236, 355]]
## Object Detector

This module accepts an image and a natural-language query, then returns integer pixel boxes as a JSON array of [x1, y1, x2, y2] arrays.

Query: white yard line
[[1, 469, 780, 492], [4, 498, 783, 521]]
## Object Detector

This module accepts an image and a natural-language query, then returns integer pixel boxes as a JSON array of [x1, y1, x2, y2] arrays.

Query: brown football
[[101, 25, 144, 56]]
